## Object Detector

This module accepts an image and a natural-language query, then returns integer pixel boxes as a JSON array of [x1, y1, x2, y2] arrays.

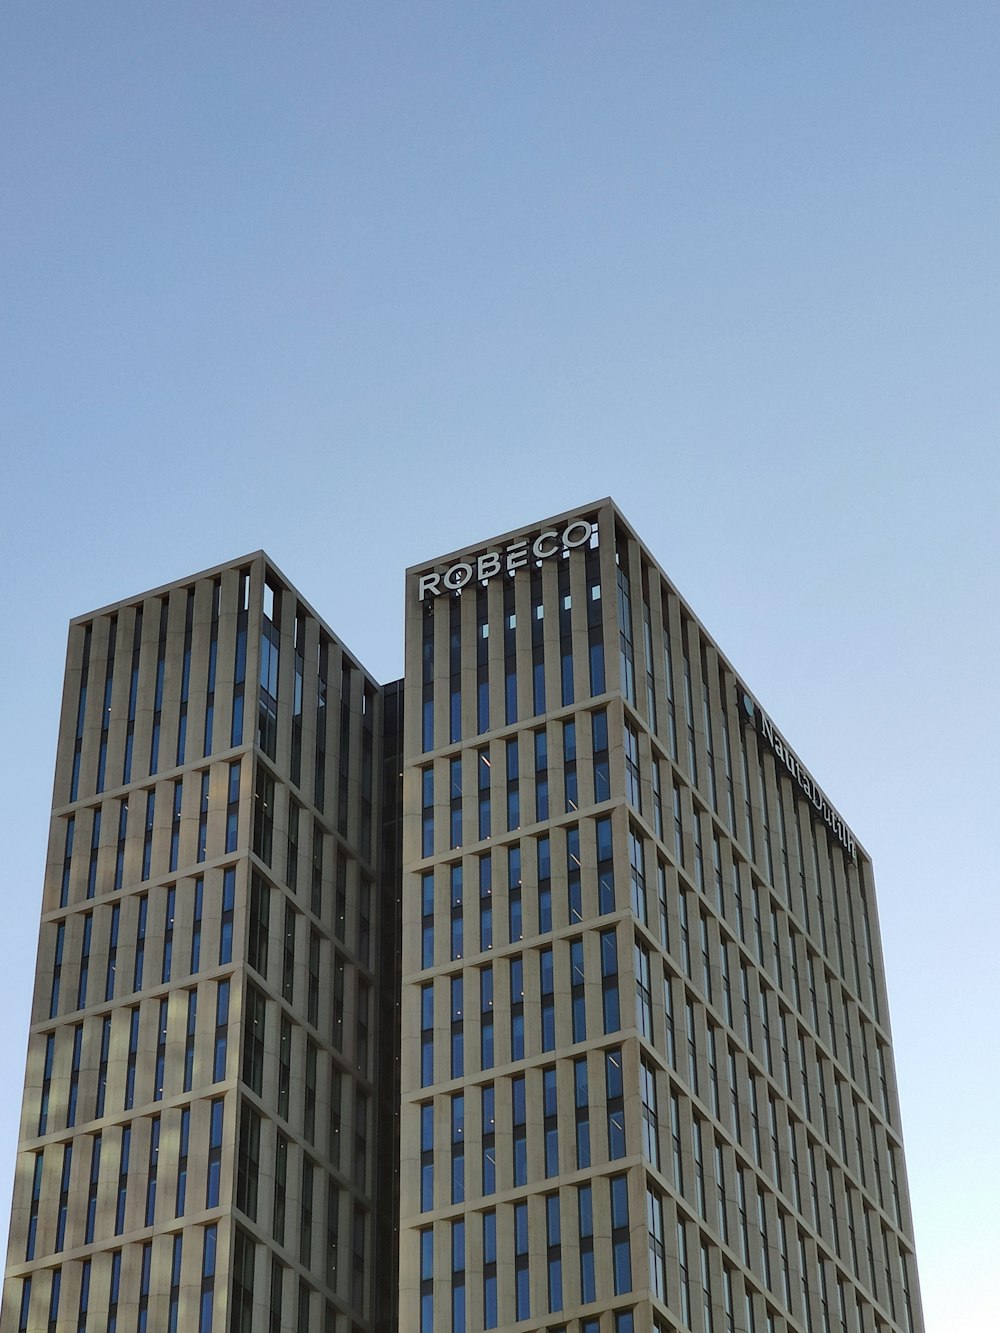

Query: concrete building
[[3, 500, 923, 1333], [0, 554, 396, 1333]]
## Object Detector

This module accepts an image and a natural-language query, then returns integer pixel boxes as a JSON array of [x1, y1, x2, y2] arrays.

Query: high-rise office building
[[3, 500, 923, 1333], [0, 554, 397, 1333]]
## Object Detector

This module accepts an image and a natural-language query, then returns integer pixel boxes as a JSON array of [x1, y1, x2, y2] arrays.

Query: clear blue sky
[[1, 5, 997, 1328]]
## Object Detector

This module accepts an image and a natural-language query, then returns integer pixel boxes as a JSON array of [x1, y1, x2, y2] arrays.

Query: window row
[[247, 867, 374, 1002], [239, 1028, 371, 1193], [259, 578, 378, 852], [35, 981, 234, 1134], [650, 959, 901, 1221], [66, 576, 378, 851], [242, 937, 372, 1085], [23, 1100, 224, 1263], [16, 1223, 220, 1333], [644, 1180, 918, 1333], [639, 1065, 910, 1314], [230, 1217, 371, 1331], [68, 586, 238, 806], [419, 534, 603, 753], [647, 755, 882, 1025], [45, 870, 236, 1020], [418, 707, 611, 859], [57, 762, 244, 910], [416, 1172, 630, 1330], [232, 1106, 371, 1303], [414, 814, 615, 964], [631, 818, 893, 1124], [415, 930, 621, 1085], [414, 1047, 628, 1210], [613, 536, 876, 1012], [253, 762, 377, 935]]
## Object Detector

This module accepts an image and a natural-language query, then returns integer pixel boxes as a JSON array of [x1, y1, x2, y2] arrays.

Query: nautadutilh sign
[[739, 689, 857, 861], [417, 519, 595, 600]]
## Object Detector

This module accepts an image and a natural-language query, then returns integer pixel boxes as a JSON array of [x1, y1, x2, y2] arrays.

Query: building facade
[[3, 500, 924, 1333], [0, 554, 393, 1333]]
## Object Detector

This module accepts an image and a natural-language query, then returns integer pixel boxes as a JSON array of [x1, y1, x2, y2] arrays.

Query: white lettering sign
[[740, 690, 857, 860], [417, 519, 596, 600]]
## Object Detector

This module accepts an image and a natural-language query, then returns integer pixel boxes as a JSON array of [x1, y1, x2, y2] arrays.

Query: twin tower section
[[2, 499, 922, 1333]]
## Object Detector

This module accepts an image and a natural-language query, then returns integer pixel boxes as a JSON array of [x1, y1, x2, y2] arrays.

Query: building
[[2, 499, 924, 1333], [0, 555, 397, 1333]]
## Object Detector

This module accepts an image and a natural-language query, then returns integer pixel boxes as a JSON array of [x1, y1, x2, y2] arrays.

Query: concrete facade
[[397, 500, 923, 1333], [3, 501, 923, 1333], [1, 553, 390, 1332]]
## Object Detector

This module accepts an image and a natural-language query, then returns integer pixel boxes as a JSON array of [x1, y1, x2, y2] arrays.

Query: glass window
[[611, 1174, 632, 1294]]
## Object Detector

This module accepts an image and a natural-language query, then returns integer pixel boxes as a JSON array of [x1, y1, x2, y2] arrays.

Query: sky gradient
[[1, 6, 998, 1329]]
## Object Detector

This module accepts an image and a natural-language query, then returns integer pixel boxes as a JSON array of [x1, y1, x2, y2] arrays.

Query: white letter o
[[561, 519, 593, 550], [443, 562, 473, 591]]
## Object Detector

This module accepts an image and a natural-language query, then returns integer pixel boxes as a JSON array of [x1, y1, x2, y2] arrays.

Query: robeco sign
[[417, 520, 595, 600]]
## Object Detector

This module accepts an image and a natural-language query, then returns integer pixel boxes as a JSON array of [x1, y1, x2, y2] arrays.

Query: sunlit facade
[[3, 501, 923, 1333], [399, 499, 923, 1333], [0, 554, 394, 1333]]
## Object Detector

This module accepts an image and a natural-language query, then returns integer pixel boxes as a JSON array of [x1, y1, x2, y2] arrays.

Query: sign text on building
[[417, 519, 595, 600], [739, 689, 857, 860]]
